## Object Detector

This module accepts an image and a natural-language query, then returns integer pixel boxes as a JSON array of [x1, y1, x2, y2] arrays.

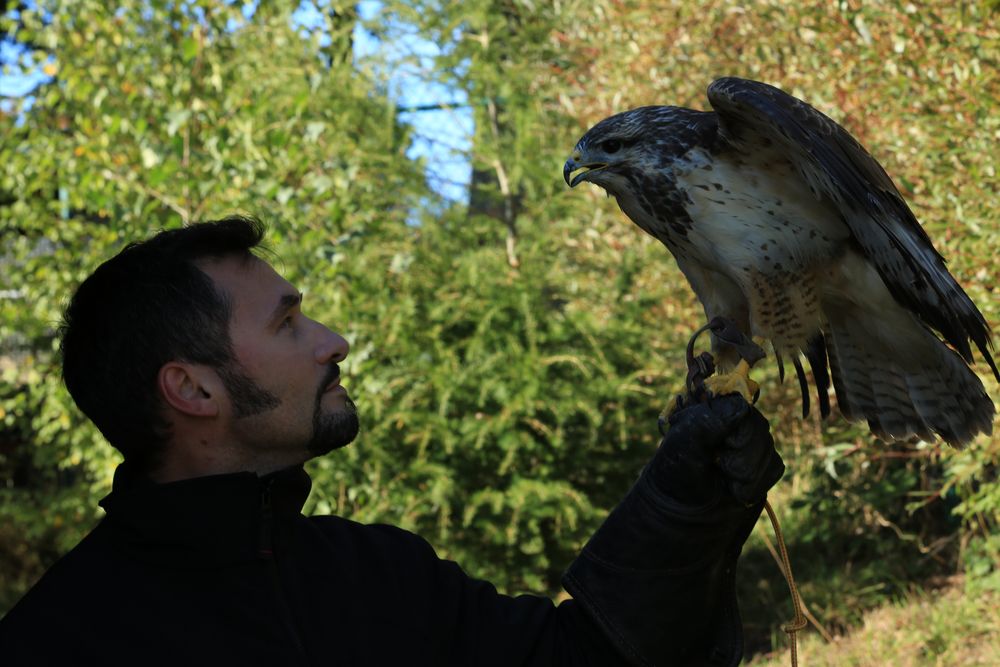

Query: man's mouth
[[322, 365, 342, 393]]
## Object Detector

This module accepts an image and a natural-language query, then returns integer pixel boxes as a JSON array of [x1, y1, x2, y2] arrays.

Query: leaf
[[305, 121, 326, 142], [140, 146, 159, 168], [165, 109, 191, 137], [181, 36, 199, 62]]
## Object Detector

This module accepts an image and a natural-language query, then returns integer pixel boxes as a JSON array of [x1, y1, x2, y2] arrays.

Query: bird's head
[[564, 106, 684, 196]]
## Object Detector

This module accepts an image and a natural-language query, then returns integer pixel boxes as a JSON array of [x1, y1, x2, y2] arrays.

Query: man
[[0, 216, 784, 666]]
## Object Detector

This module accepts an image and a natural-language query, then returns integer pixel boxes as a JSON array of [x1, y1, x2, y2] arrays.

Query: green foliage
[[2, 3, 999, 662], [304, 208, 683, 593]]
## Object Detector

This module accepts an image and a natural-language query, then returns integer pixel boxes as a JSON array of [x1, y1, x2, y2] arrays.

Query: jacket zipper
[[259, 479, 309, 663]]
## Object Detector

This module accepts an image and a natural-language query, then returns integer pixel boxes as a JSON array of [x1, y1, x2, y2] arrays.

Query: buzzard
[[564, 77, 997, 447]]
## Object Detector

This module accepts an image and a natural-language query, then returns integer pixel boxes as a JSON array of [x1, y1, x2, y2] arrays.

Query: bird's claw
[[704, 360, 761, 404], [661, 317, 763, 430]]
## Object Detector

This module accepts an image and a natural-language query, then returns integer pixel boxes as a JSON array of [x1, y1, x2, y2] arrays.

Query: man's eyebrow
[[268, 292, 302, 327]]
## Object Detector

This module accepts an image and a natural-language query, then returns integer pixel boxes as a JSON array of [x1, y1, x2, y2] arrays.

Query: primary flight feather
[[565, 77, 997, 447]]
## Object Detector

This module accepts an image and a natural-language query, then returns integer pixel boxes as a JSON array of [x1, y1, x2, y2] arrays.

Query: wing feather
[[706, 77, 998, 381]]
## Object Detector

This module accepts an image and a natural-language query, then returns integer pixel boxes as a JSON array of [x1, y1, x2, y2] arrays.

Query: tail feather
[[792, 357, 810, 419], [825, 332, 860, 421], [870, 366, 926, 441], [805, 334, 832, 419], [904, 372, 962, 445], [826, 324, 879, 423], [823, 307, 994, 448]]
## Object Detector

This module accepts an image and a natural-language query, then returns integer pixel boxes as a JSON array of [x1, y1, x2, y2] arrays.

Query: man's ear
[[158, 362, 221, 418]]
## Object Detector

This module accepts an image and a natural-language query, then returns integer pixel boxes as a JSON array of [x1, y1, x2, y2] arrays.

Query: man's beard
[[308, 394, 359, 455], [307, 363, 360, 455], [218, 362, 281, 418], [220, 361, 360, 455]]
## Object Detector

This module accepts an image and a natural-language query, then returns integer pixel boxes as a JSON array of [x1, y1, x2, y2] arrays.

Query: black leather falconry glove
[[563, 394, 784, 667], [653, 395, 783, 507]]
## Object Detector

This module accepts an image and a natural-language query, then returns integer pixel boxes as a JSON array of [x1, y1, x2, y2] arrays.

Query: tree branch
[[486, 96, 518, 269]]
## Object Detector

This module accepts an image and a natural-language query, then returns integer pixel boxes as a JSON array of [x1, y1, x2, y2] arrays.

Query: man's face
[[200, 255, 358, 465]]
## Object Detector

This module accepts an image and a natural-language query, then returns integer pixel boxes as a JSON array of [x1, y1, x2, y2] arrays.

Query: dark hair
[[59, 215, 267, 471]]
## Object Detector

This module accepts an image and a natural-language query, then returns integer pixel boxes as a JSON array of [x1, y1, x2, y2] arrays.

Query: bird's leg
[[659, 318, 765, 433], [704, 357, 760, 404], [703, 321, 767, 404]]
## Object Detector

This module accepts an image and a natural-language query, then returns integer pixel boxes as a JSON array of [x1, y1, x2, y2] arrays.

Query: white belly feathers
[[673, 148, 851, 351]]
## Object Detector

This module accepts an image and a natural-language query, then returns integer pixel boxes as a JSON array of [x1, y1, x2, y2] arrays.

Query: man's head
[[59, 216, 358, 479]]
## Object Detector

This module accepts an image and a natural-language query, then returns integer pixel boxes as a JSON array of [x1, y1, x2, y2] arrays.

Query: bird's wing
[[706, 77, 997, 380]]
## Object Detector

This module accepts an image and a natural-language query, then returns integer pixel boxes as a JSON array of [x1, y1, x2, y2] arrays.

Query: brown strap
[[763, 499, 808, 667]]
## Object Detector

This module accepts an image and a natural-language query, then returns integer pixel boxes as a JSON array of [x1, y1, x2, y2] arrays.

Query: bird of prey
[[564, 77, 997, 447]]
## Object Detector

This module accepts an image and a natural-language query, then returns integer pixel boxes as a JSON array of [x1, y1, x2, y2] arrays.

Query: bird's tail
[[823, 304, 995, 448]]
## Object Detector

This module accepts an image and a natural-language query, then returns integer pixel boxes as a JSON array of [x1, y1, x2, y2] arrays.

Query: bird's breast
[[673, 148, 850, 277]]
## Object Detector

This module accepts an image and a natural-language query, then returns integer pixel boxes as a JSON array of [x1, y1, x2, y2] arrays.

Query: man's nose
[[315, 324, 349, 364]]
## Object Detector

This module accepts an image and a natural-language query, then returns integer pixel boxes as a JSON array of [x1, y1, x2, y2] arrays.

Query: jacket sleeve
[[394, 483, 759, 667], [387, 399, 778, 667], [562, 468, 763, 667], [395, 526, 629, 666], [561, 397, 781, 667]]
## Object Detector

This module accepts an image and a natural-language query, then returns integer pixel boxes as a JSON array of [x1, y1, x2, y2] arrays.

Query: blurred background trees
[[2, 0, 998, 662]]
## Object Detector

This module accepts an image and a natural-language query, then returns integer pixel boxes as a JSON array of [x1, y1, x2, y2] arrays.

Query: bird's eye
[[602, 139, 622, 154]]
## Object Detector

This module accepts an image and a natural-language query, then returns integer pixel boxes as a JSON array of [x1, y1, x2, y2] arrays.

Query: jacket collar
[[98, 463, 312, 567]]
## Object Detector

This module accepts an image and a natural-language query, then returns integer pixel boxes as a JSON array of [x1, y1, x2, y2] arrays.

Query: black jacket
[[0, 465, 625, 665], [1, 414, 771, 667]]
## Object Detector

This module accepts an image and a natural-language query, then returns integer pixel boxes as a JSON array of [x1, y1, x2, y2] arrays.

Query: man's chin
[[308, 401, 360, 455]]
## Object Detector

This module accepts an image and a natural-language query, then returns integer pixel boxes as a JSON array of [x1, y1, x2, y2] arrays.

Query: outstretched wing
[[706, 77, 998, 381]]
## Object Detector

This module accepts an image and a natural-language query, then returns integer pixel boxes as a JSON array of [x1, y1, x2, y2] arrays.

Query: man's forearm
[[562, 396, 783, 667], [563, 468, 763, 667]]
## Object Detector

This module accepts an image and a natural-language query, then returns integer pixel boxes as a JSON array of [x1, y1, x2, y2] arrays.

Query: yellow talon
[[704, 358, 760, 404], [660, 329, 765, 431]]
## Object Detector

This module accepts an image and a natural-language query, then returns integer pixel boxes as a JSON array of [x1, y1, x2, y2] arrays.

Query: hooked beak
[[563, 150, 607, 188]]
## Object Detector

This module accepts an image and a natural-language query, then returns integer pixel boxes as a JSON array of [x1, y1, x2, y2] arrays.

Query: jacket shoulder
[[307, 514, 442, 564]]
